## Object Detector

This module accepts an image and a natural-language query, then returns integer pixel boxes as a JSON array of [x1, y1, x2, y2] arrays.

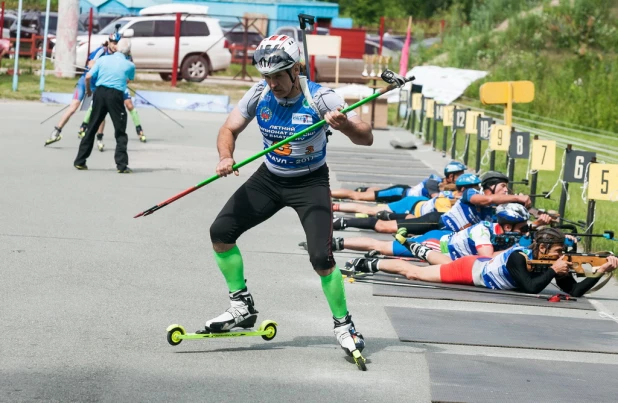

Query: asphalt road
[[1, 101, 616, 402]]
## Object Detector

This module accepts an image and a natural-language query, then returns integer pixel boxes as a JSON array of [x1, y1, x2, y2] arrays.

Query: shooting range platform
[[2, 99, 617, 402]]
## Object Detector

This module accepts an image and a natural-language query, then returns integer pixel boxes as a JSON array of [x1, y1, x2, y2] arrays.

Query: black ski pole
[[298, 13, 315, 78], [39, 103, 71, 125], [127, 86, 185, 129]]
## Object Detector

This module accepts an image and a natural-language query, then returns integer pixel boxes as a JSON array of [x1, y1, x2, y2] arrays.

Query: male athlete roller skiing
[[203, 35, 375, 368]]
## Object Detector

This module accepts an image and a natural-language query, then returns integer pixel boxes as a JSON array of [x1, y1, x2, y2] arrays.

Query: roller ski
[[44, 127, 62, 146], [96, 134, 105, 152], [136, 125, 147, 143], [334, 313, 367, 371], [167, 288, 278, 345], [342, 257, 380, 277], [167, 320, 278, 345]]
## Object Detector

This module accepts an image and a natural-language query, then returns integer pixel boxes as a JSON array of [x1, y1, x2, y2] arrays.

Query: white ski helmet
[[253, 35, 301, 75]]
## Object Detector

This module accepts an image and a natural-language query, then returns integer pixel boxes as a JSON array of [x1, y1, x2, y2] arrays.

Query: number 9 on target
[[489, 124, 510, 151], [588, 164, 618, 201]]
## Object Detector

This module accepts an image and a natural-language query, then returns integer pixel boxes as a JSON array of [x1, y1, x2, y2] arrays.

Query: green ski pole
[[135, 69, 414, 218]]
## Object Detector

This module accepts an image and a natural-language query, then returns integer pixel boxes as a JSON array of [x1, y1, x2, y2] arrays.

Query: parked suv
[[10, 11, 87, 53], [79, 13, 122, 34], [221, 22, 264, 60], [65, 14, 231, 82], [2, 11, 18, 40]]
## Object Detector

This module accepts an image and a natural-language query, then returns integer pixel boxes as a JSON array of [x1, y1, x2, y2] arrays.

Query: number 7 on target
[[531, 140, 556, 171]]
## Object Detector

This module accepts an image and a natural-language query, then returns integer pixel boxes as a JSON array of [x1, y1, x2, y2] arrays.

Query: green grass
[[0, 70, 253, 102]]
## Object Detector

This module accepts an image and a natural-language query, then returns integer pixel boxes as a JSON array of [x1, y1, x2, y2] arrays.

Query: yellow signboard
[[442, 105, 454, 127], [588, 164, 618, 201], [425, 99, 435, 118], [480, 81, 535, 105], [465, 111, 482, 134], [489, 124, 510, 151], [531, 140, 556, 171], [412, 93, 423, 111]]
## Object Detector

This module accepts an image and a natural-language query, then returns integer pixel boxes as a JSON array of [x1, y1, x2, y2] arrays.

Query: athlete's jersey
[[440, 188, 493, 232], [238, 80, 355, 177], [444, 221, 502, 259], [86, 46, 112, 71], [416, 191, 456, 216], [480, 246, 532, 290], [407, 176, 441, 198]]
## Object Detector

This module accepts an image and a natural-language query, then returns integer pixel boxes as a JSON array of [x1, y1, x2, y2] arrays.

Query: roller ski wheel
[[77, 124, 87, 139], [139, 135, 147, 143], [97, 140, 105, 152], [352, 349, 367, 371], [166, 320, 278, 346]]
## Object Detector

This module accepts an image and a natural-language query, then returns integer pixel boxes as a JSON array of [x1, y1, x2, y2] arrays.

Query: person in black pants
[[200, 35, 380, 368], [74, 38, 135, 173]]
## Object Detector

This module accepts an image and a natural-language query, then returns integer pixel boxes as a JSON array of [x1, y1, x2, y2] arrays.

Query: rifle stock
[[527, 253, 612, 277]]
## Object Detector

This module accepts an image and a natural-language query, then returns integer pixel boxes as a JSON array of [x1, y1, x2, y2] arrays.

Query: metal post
[[378, 16, 384, 57], [529, 170, 538, 207], [171, 13, 181, 87], [240, 17, 250, 80], [39, 0, 52, 91], [463, 134, 470, 166], [424, 116, 431, 144], [0, 2, 5, 39], [87, 8, 93, 58], [432, 116, 437, 149], [418, 98, 425, 137], [558, 144, 572, 218], [475, 135, 482, 172], [12, 0, 23, 91], [410, 110, 416, 134], [450, 128, 457, 159], [585, 200, 596, 252], [442, 126, 448, 157], [489, 151, 496, 171], [507, 158, 515, 191]]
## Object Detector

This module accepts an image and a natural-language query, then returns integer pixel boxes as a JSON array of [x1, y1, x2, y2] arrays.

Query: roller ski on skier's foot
[[167, 287, 277, 345], [334, 313, 367, 371], [96, 134, 105, 152], [136, 125, 147, 143], [44, 127, 62, 146]]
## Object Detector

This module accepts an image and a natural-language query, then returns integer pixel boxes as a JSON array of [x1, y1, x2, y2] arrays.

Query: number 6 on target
[[531, 140, 556, 171], [489, 125, 510, 151]]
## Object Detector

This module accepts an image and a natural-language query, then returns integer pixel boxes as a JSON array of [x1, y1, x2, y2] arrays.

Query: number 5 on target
[[489, 125, 510, 151], [588, 164, 618, 201], [531, 140, 556, 171]]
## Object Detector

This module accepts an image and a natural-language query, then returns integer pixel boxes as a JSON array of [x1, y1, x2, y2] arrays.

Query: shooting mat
[[385, 306, 618, 353]]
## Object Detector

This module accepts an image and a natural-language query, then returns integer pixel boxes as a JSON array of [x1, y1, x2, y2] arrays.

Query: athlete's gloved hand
[[325, 107, 351, 131], [216, 157, 239, 177]]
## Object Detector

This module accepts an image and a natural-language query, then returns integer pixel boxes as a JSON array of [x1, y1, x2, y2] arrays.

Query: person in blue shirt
[[44, 33, 118, 147], [73, 38, 135, 173], [77, 50, 147, 151]]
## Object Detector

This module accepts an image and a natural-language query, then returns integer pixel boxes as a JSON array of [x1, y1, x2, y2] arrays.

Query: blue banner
[[41, 90, 230, 113]]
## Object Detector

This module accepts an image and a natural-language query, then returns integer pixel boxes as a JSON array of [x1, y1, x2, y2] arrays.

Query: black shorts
[[210, 163, 336, 271], [374, 184, 411, 203], [396, 211, 444, 235]]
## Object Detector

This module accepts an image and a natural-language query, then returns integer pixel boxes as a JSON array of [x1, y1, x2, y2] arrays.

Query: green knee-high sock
[[321, 267, 348, 319], [82, 106, 93, 124], [129, 109, 141, 127], [214, 245, 246, 293]]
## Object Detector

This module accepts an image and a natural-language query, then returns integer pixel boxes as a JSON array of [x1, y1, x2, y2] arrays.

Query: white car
[[62, 14, 231, 82]]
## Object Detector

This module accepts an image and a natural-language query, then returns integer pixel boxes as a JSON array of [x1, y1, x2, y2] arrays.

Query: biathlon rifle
[[527, 252, 614, 277], [528, 207, 587, 229]]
